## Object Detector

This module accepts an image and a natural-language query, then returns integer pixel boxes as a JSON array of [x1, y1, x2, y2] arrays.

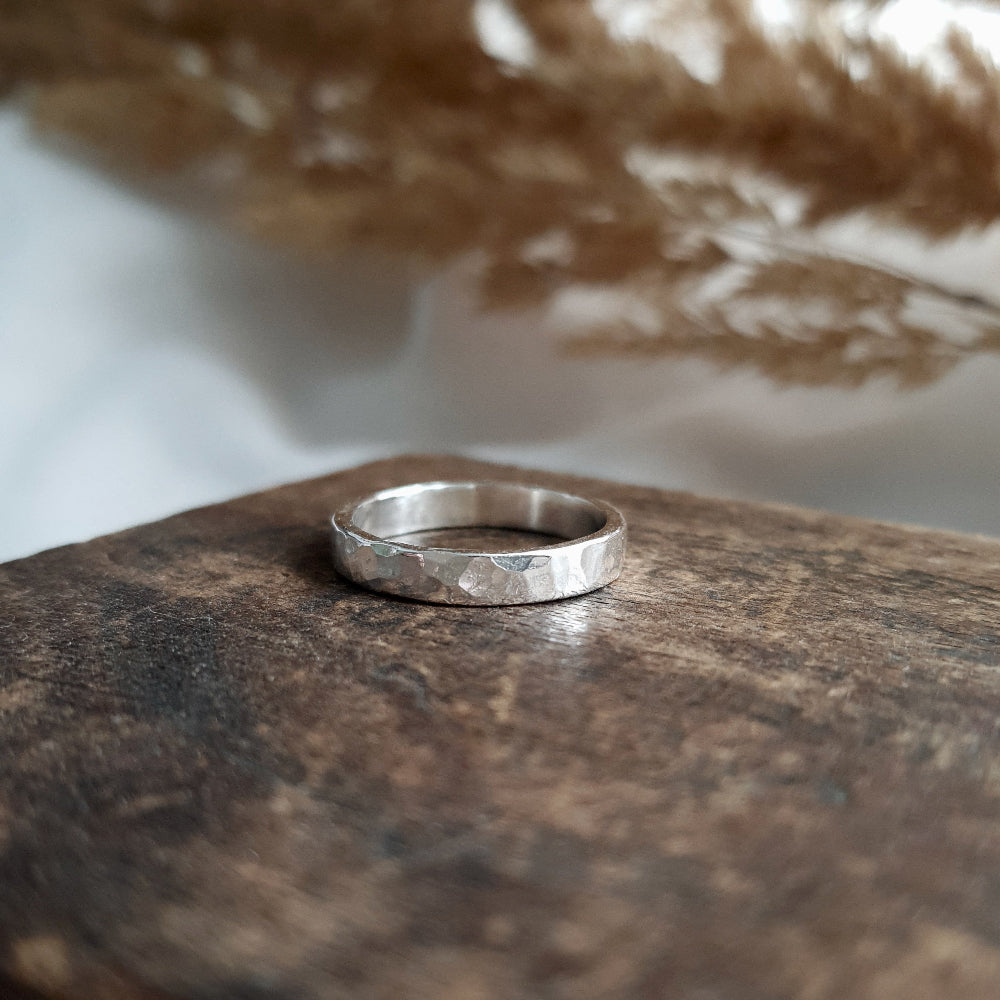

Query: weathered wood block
[[2, 455, 999, 999]]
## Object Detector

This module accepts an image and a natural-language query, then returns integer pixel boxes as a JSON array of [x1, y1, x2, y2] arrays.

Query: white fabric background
[[2, 104, 999, 563]]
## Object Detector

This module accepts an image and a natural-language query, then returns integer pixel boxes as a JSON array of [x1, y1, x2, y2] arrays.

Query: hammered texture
[[331, 527, 626, 605]]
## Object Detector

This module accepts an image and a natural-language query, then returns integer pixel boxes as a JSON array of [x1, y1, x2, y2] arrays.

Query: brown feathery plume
[[2, 0, 999, 386]]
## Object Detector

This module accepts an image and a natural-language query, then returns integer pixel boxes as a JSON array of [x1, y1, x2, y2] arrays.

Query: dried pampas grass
[[3, 0, 1000, 386]]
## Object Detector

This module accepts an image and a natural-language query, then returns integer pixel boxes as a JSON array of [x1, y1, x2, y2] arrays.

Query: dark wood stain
[[1, 454, 999, 999]]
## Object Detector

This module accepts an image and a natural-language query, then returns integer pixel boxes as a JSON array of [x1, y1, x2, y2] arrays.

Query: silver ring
[[331, 481, 626, 606]]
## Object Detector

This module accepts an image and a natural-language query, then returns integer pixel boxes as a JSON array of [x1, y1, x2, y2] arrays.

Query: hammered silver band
[[331, 481, 626, 606]]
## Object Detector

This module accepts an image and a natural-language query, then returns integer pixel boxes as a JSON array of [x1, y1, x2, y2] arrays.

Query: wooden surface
[[2, 454, 1000, 1000]]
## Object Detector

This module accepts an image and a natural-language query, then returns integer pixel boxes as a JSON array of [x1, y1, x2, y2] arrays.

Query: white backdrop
[[2, 105, 999, 563]]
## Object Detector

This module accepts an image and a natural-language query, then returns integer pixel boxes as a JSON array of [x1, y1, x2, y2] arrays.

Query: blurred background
[[2, 0, 1000, 563]]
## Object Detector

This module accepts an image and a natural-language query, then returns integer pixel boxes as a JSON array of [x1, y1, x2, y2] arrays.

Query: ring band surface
[[331, 481, 626, 606]]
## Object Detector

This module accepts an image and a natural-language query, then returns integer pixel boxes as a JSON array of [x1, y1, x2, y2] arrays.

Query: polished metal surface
[[331, 481, 626, 605]]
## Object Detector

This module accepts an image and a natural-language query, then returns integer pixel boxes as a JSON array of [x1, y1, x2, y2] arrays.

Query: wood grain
[[1, 454, 999, 1000]]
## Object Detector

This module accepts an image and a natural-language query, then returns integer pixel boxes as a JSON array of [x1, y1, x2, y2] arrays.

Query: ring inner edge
[[351, 483, 607, 542]]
